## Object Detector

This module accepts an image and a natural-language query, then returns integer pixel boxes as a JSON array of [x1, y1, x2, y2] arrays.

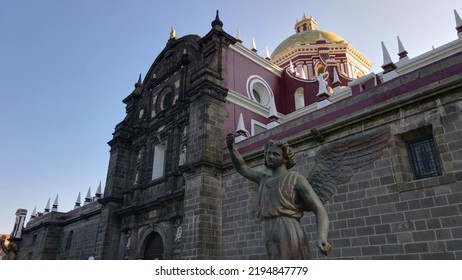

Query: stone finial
[[135, 74, 142, 88], [289, 60, 295, 73], [84, 187, 92, 205], [236, 28, 242, 43], [267, 100, 280, 129], [316, 75, 329, 99], [251, 37, 257, 52], [75, 192, 81, 209], [169, 27, 176, 40], [332, 67, 341, 88], [51, 194, 58, 212], [455, 10, 462, 38], [397, 36, 409, 60], [381, 41, 397, 73], [236, 113, 248, 134], [265, 46, 271, 60], [381, 41, 393, 65], [268, 100, 279, 120], [44, 198, 51, 213], [235, 113, 249, 142], [95, 181, 102, 198], [317, 33, 325, 40], [30, 206, 37, 220], [211, 10, 223, 30]]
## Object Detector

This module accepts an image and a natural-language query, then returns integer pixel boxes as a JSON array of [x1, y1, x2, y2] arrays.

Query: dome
[[272, 29, 346, 58]]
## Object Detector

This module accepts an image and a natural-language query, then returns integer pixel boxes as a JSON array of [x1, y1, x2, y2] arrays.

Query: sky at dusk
[[1, 0, 461, 234]]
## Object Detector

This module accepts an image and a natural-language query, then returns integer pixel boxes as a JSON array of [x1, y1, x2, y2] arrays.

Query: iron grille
[[408, 137, 442, 180]]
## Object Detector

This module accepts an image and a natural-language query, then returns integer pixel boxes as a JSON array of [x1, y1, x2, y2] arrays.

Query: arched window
[[144, 232, 164, 260], [294, 87, 305, 110], [160, 90, 174, 110]]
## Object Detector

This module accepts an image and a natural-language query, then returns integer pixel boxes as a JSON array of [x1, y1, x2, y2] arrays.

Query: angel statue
[[226, 127, 390, 260]]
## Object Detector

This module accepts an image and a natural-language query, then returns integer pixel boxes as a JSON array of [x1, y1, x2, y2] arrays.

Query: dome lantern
[[295, 14, 318, 33]]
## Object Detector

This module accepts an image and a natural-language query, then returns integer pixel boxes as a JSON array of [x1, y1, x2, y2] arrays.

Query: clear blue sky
[[1, 0, 460, 234]]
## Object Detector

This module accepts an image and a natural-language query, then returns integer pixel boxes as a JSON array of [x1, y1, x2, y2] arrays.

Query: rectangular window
[[408, 137, 442, 180], [152, 143, 167, 180], [65, 231, 73, 250]]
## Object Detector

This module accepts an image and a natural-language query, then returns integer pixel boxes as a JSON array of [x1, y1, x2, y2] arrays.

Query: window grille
[[408, 137, 442, 179]]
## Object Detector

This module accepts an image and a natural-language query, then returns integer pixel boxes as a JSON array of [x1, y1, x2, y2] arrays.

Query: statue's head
[[263, 140, 296, 169]]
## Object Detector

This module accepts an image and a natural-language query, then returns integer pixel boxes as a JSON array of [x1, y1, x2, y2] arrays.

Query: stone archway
[[143, 232, 164, 260]]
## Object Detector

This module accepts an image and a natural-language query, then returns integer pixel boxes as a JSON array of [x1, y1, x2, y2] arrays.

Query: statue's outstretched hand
[[226, 133, 235, 149], [316, 239, 332, 256]]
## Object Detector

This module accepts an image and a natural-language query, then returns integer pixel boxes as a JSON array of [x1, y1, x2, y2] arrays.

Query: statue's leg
[[265, 241, 280, 259], [276, 217, 311, 260], [263, 217, 311, 259], [262, 218, 280, 260]]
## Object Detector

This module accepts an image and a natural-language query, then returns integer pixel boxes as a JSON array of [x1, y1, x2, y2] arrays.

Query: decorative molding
[[229, 44, 282, 76], [227, 90, 270, 118]]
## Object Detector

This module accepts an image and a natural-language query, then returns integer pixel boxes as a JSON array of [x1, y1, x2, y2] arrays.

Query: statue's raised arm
[[308, 127, 391, 203], [226, 133, 263, 184]]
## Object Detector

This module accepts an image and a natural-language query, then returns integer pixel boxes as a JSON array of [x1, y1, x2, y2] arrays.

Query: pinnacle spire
[[381, 41, 397, 73], [289, 60, 295, 73], [30, 206, 37, 219], [265, 46, 271, 60], [75, 192, 81, 209], [455, 10, 462, 38], [397, 36, 409, 60], [44, 198, 51, 213], [268, 100, 279, 119], [135, 73, 142, 87], [84, 187, 92, 205], [235, 113, 249, 142], [236, 28, 242, 43], [267, 100, 280, 130], [251, 37, 257, 52], [316, 75, 329, 99], [236, 113, 247, 134], [211, 10, 223, 30], [52, 194, 59, 212], [381, 42, 393, 65], [332, 67, 341, 88], [95, 181, 102, 198]]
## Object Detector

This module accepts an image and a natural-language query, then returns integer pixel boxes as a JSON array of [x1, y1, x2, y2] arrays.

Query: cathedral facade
[[16, 11, 462, 260]]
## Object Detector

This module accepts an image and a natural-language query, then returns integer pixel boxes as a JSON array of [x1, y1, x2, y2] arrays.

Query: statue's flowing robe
[[258, 171, 311, 259]]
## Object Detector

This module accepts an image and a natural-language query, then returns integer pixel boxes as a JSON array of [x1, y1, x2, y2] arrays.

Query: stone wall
[[17, 202, 102, 260], [56, 212, 101, 259], [221, 58, 462, 259]]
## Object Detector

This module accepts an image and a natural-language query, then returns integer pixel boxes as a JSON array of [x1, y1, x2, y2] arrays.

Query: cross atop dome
[[295, 13, 318, 33]]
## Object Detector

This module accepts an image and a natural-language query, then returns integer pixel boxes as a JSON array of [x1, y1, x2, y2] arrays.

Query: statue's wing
[[308, 127, 391, 204]]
